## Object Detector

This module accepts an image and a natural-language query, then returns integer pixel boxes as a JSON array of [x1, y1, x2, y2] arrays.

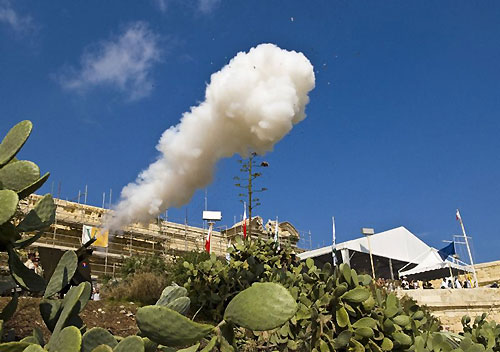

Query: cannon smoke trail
[[106, 43, 315, 231]]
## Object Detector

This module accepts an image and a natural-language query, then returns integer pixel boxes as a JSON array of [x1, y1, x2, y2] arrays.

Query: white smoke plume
[[106, 43, 315, 231]]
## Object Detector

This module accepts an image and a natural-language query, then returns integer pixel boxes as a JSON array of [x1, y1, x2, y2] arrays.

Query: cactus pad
[[18, 172, 50, 200], [81, 328, 117, 352], [44, 251, 78, 299], [166, 296, 190, 315], [0, 292, 17, 322], [23, 345, 45, 352], [17, 194, 55, 232], [223, 282, 297, 331], [136, 305, 214, 347], [47, 326, 81, 352], [0, 120, 32, 167], [90, 346, 113, 352], [0, 190, 18, 226], [156, 285, 188, 306], [113, 336, 144, 352], [0, 161, 40, 192], [0, 341, 31, 351]]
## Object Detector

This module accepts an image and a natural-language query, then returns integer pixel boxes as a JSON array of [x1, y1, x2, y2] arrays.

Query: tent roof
[[399, 248, 472, 279], [299, 226, 432, 264]]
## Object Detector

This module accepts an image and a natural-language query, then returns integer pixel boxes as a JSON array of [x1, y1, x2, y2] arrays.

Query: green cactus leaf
[[177, 343, 200, 352], [383, 305, 398, 319], [334, 283, 348, 297], [0, 341, 31, 351], [166, 296, 190, 315], [0, 189, 18, 225], [351, 269, 359, 286], [32, 326, 45, 346], [341, 287, 370, 303], [200, 336, 217, 352], [412, 310, 425, 320], [156, 284, 188, 306], [17, 194, 55, 232], [393, 331, 412, 346], [358, 274, 372, 286], [350, 338, 366, 352], [336, 306, 349, 328], [392, 315, 411, 327], [18, 172, 50, 200], [13, 232, 42, 249], [319, 339, 329, 352], [368, 340, 383, 352], [382, 319, 395, 333], [44, 251, 78, 299], [333, 330, 352, 349], [136, 305, 214, 347], [50, 282, 89, 343], [47, 326, 81, 352], [352, 317, 378, 329], [355, 327, 374, 338], [82, 328, 118, 352], [91, 346, 114, 352], [0, 222, 20, 246], [362, 295, 376, 311], [113, 336, 144, 352], [0, 161, 40, 192], [380, 337, 393, 351], [77, 281, 92, 313], [0, 292, 17, 322], [340, 263, 351, 284], [8, 247, 46, 292], [142, 338, 158, 352], [223, 282, 297, 331], [23, 345, 45, 352], [0, 120, 32, 167], [39, 299, 63, 332], [385, 293, 397, 308]]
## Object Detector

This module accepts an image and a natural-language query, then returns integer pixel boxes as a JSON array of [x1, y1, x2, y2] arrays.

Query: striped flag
[[332, 216, 337, 266], [205, 223, 213, 253]]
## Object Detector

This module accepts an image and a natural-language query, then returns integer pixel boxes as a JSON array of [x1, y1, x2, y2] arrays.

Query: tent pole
[[448, 263, 455, 288], [389, 258, 394, 280]]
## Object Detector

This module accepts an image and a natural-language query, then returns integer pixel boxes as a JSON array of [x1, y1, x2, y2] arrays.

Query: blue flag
[[438, 242, 456, 261]]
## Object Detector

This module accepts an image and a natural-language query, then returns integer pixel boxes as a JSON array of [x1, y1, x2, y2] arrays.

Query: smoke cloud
[[106, 43, 315, 231]]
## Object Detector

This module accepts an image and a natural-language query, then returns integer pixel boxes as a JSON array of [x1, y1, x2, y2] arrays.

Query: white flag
[[456, 209, 462, 222]]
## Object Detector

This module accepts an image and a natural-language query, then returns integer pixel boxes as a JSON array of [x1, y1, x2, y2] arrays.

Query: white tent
[[335, 226, 431, 263], [298, 226, 448, 279], [398, 248, 472, 280]]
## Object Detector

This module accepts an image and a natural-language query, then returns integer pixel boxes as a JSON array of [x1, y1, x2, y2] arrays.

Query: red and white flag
[[243, 202, 247, 239], [205, 223, 213, 253], [456, 209, 462, 222]]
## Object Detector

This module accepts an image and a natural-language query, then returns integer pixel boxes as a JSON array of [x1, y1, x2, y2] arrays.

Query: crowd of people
[[374, 275, 481, 291]]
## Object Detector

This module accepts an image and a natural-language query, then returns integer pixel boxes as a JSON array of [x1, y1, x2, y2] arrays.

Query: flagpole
[[332, 216, 337, 266], [457, 209, 479, 288]]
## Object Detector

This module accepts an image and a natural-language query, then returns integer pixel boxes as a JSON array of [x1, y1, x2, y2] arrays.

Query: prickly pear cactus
[[0, 121, 56, 297]]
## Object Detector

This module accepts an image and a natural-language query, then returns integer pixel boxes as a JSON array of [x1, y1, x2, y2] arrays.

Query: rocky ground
[[0, 297, 139, 342]]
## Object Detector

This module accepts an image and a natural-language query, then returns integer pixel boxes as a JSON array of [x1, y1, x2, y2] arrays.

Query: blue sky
[[1, 1, 499, 262]]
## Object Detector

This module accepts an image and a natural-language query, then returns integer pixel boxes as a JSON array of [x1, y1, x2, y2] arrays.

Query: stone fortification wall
[[399, 288, 500, 332], [475, 260, 500, 286]]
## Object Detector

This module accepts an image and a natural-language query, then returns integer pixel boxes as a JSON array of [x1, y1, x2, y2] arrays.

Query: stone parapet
[[398, 288, 500, 332]]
